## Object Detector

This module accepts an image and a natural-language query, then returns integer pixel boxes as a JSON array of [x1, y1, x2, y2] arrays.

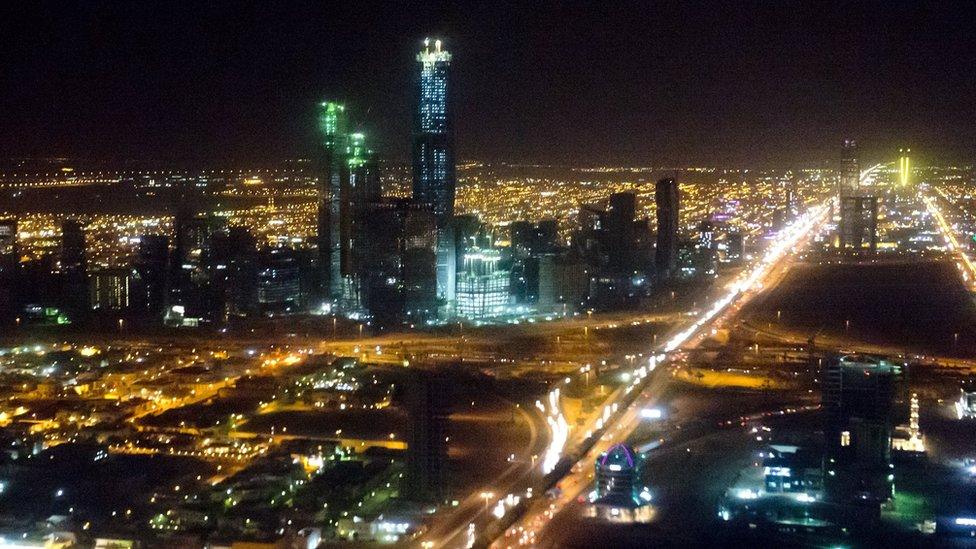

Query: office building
[[318, 101, 348, 306], [257, 247, 303, 316], [60, 220, 87, 277], [510, 220, 559, 304], [726, 231, 744, 263], [838, 195, 878, 252], [840, 138, 859, 196], [822, 354, 904, 504], [0, 219, 18, 322], [537, 255, 589, 313], [317, 102, 382, 311], [655, 178, 680, 279], [404, 373, 449, 502], [605, 193, 638, 274], [209, 227, 258, 320], [358, 199, 438, 326], [412, 38, 455, 223], [456, 245, 510, 320], [60, 220, 89, 318], [412, 39, 456, 312], [133, 235, 169, 317], [89, 268, 132, 311]]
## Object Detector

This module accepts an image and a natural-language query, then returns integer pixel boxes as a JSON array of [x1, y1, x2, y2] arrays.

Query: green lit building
[[317, 102, 381, 311]]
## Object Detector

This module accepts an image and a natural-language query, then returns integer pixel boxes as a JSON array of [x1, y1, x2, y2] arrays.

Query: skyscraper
[[412, 38, 456, 311], [839, 139, 859, 196], [822, 354, 903, 504], [404, 373, 449, 503], [317, 102, 381, 312], [839, 195, 878, 252], [413, 38, 455, 223], [898, 148, 911, 186], [60, 219, 89, 318], [133, 235, 169, 318], [655, 178, 680, 279], [318, 101, 349, 307]]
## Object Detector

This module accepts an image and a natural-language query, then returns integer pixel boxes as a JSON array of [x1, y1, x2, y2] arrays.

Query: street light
[[480, 491, 494, 511]]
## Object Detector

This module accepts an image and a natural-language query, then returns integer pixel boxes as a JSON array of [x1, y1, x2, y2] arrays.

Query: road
[[489, 202, 832, 548]]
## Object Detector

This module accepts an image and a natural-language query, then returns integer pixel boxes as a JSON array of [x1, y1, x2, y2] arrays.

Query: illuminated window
[[840, 430, 850, 447]]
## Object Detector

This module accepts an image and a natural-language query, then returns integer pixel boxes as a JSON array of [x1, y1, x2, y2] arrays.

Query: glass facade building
[[412, 39, 456, 310], [456, 247, 509, 320]]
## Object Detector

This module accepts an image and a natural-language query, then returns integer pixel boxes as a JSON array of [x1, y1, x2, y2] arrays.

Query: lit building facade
[[317, 102, 381, 312], [412, 39, 456, 311], [839, 138, 859, 196], [898, 148, 911, 186], [456, 246, 509, 320]]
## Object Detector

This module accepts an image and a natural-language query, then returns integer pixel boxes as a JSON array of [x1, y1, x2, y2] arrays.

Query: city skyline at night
[[3, 3, 976, 548]]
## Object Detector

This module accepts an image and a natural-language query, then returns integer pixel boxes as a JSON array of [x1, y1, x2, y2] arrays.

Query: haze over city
[[1, 2, 976, 549]]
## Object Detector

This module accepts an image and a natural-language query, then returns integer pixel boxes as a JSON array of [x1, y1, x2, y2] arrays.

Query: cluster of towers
[[316, 38, 455, 323]]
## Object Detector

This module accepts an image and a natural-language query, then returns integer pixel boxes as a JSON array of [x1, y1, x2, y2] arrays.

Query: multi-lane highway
[[488, 201, 832, 548]]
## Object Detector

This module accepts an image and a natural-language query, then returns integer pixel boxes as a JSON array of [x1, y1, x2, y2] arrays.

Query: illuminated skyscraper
[[456, 245, 510, 320], [839, 195, 878, 252], [655, 178, 680, 279], [839, 139, 859, 196], [317, 102, 381, 311], [318, 101, 349, 306], [413, 38, 455, 223], [412, 38, 456, 310], [898, 148, 911, 186]]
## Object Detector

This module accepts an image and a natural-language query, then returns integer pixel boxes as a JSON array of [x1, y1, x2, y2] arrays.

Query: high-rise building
[[257, 247, 303, 316], [60, 220, 87, 277], [60, 220, 89, 318], [456, 244, 510, 320], [358, 199, 438, 326], [655, 178, 680, 279], [209, 227, 258, 320], [317, 102, 381, 312], [510, 220, 559, 304], [898, 148, 911, 187], [413, 38, 455, 223], [0, 219, 19, 322], [838, 195, 878, 252], [839, 139, 860, 196], [822, 354, 904, 504], [404, 373, 449, 503], [0, 219, 16, 257], [133, 235, 170, 318], [318, 101, 349, 306], [606, 193, 637, 274], [412, 38, 456, 311], [89, 268, 132, 311]]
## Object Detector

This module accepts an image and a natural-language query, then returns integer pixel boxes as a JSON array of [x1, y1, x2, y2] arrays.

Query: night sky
[[1, 1, 974, 167]]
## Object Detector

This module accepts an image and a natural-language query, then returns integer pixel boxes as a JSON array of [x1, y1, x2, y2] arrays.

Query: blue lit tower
[[413, 38, 455, 223], [412, 38, 457, 310]]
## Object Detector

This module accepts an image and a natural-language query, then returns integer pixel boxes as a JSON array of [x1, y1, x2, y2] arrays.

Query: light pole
[[480, 491, 494, 512]]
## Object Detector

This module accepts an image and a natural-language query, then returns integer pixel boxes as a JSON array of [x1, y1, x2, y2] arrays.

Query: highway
[[487, 201, 832, 548], [923, 190, 976, 291]]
